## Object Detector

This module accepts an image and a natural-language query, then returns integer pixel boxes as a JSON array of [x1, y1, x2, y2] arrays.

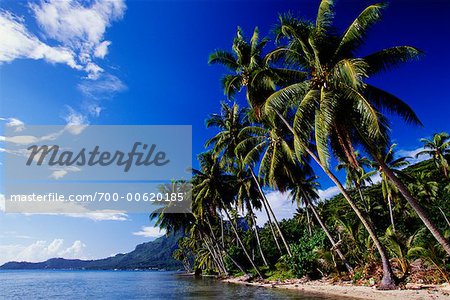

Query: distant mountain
[[0, 232, 183, 270]]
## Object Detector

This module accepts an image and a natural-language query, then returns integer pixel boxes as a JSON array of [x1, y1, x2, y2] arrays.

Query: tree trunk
[[209, 233, 247, 274], [249, 167, 292, 256], [203, 234, 226, 275], [438, 207, 450, 228], [305, 206, 312, 236], [275, 110, 397, 289], [207, 235, 228, 275], [387, 195, 396, 232], [377, 159, 450, 256], [222, 208, 264, 278], [205, 215, 228, 275], [249, 167, 284, 255], [303, 191, 354, 274], [220, 214, 225, 247], [250, 210, 269, 267]]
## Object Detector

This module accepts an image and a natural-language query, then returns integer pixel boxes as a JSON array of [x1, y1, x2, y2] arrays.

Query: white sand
[[222, 278, 450, 300]]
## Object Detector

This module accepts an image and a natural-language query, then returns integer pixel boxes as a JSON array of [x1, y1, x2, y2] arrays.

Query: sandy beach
[[223, 277, 450, 300]]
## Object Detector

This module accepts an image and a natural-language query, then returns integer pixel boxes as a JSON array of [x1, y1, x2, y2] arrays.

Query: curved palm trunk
[[209, 233, 246, 274], [222, 208, 264, 278], [249, 168, 283, 254], [202, 234, 227, 275], [377, 160, 450, 256], [206, 235, 228, 275], [303, 192, 353, 274], [249, 168, 292, 256], [275, 110, 397, 289], [261, 197, 283, 254], [249, 210, 269, 267], [204, 215, 228, 274]]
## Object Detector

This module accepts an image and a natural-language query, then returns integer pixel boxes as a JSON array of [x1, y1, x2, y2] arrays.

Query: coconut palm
[[369, 144, 410, 232], [337, 152, 377, 215], [416, 132, 450, 178], [192, 151, 263, 278], [258, 0, 450, 285], [205, 102, 290, 257], [234, 165, 270, 267], [209, 27, 306, 118], [261, 5, 407, 288], [236, 117, 297, 256]]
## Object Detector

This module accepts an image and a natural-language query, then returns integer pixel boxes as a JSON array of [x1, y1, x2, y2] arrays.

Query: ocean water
[[0, 270, 346, 299]]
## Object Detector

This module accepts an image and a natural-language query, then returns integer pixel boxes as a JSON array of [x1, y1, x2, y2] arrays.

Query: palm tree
[[416, 132, 450, 178], [205, 102, 289, 257], [192, 151, 263, 278], [258, 0, 450, 284], [236, 118, 297, 256], [209, 1, 436, 287], [408, 172, 439, 203], [370, 144, 410, 232], [234, 165, 270, 267], [209, 27, 306, 118], [210, 3, 405, 288], [337, 152, 377, 215], [150, 195, 229, 275]]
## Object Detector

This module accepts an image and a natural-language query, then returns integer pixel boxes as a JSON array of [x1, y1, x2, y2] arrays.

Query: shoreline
[[222, 277, 450, 300]]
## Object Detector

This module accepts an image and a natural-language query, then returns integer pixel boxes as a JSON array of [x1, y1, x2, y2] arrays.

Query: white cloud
[[77, 73, 126, 118], [0, 194, 5, 212], [0, 239, 87, 265], [397, 147, 428, 166], [1, 0, 125, 79], [84, 62, 104, 79], [68, 211, 129, 221], [31, 0, 125, 47], [0, 231, 32, 239], [64, 107, 89, 135], [78, 73, 126, 99], [317, 186, 340, 200], [0, 11, 81, 69], [253, 190, 296, 226], [50, 166, 81, 180], [132, 226, 166, 238], [252, 187, 342, 226], [0, 2, 126, 125], [0, 117, 25, 132], [94, 40, 111, 58], [30, 0, 126, 78], [59, 240, 86, 257]]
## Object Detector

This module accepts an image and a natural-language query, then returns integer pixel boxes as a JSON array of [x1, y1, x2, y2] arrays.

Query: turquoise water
[[0, 270, 344, 299]]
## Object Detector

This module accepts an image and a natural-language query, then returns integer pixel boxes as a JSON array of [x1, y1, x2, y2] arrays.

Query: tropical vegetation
[[150, 0, 450, 289]]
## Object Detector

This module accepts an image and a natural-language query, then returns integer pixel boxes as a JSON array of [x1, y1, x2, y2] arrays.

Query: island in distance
[[0, 233, 182, 271]]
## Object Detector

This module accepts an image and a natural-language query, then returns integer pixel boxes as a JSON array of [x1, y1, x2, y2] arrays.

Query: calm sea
[[0, 270, 347, 299]]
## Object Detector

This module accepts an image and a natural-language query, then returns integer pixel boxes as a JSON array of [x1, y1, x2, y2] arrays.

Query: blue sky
[[0, 0, 449, 263]]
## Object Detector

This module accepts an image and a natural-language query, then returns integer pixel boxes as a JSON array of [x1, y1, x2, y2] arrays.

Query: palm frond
[[364, 46, 423, 75], [365, 84, 423, 126], [334, 3, 387, 59], [208, 50, 239, 70], [316, 0, 335, 34]]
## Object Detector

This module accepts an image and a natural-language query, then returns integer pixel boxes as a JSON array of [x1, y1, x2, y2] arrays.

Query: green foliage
[[150, 0, 450, 284], [266, 261, 295, 280], [285, 230, 327, 278]]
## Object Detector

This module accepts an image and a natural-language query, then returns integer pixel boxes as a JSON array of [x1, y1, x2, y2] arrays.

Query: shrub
[[285, 230, 327, 278]]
